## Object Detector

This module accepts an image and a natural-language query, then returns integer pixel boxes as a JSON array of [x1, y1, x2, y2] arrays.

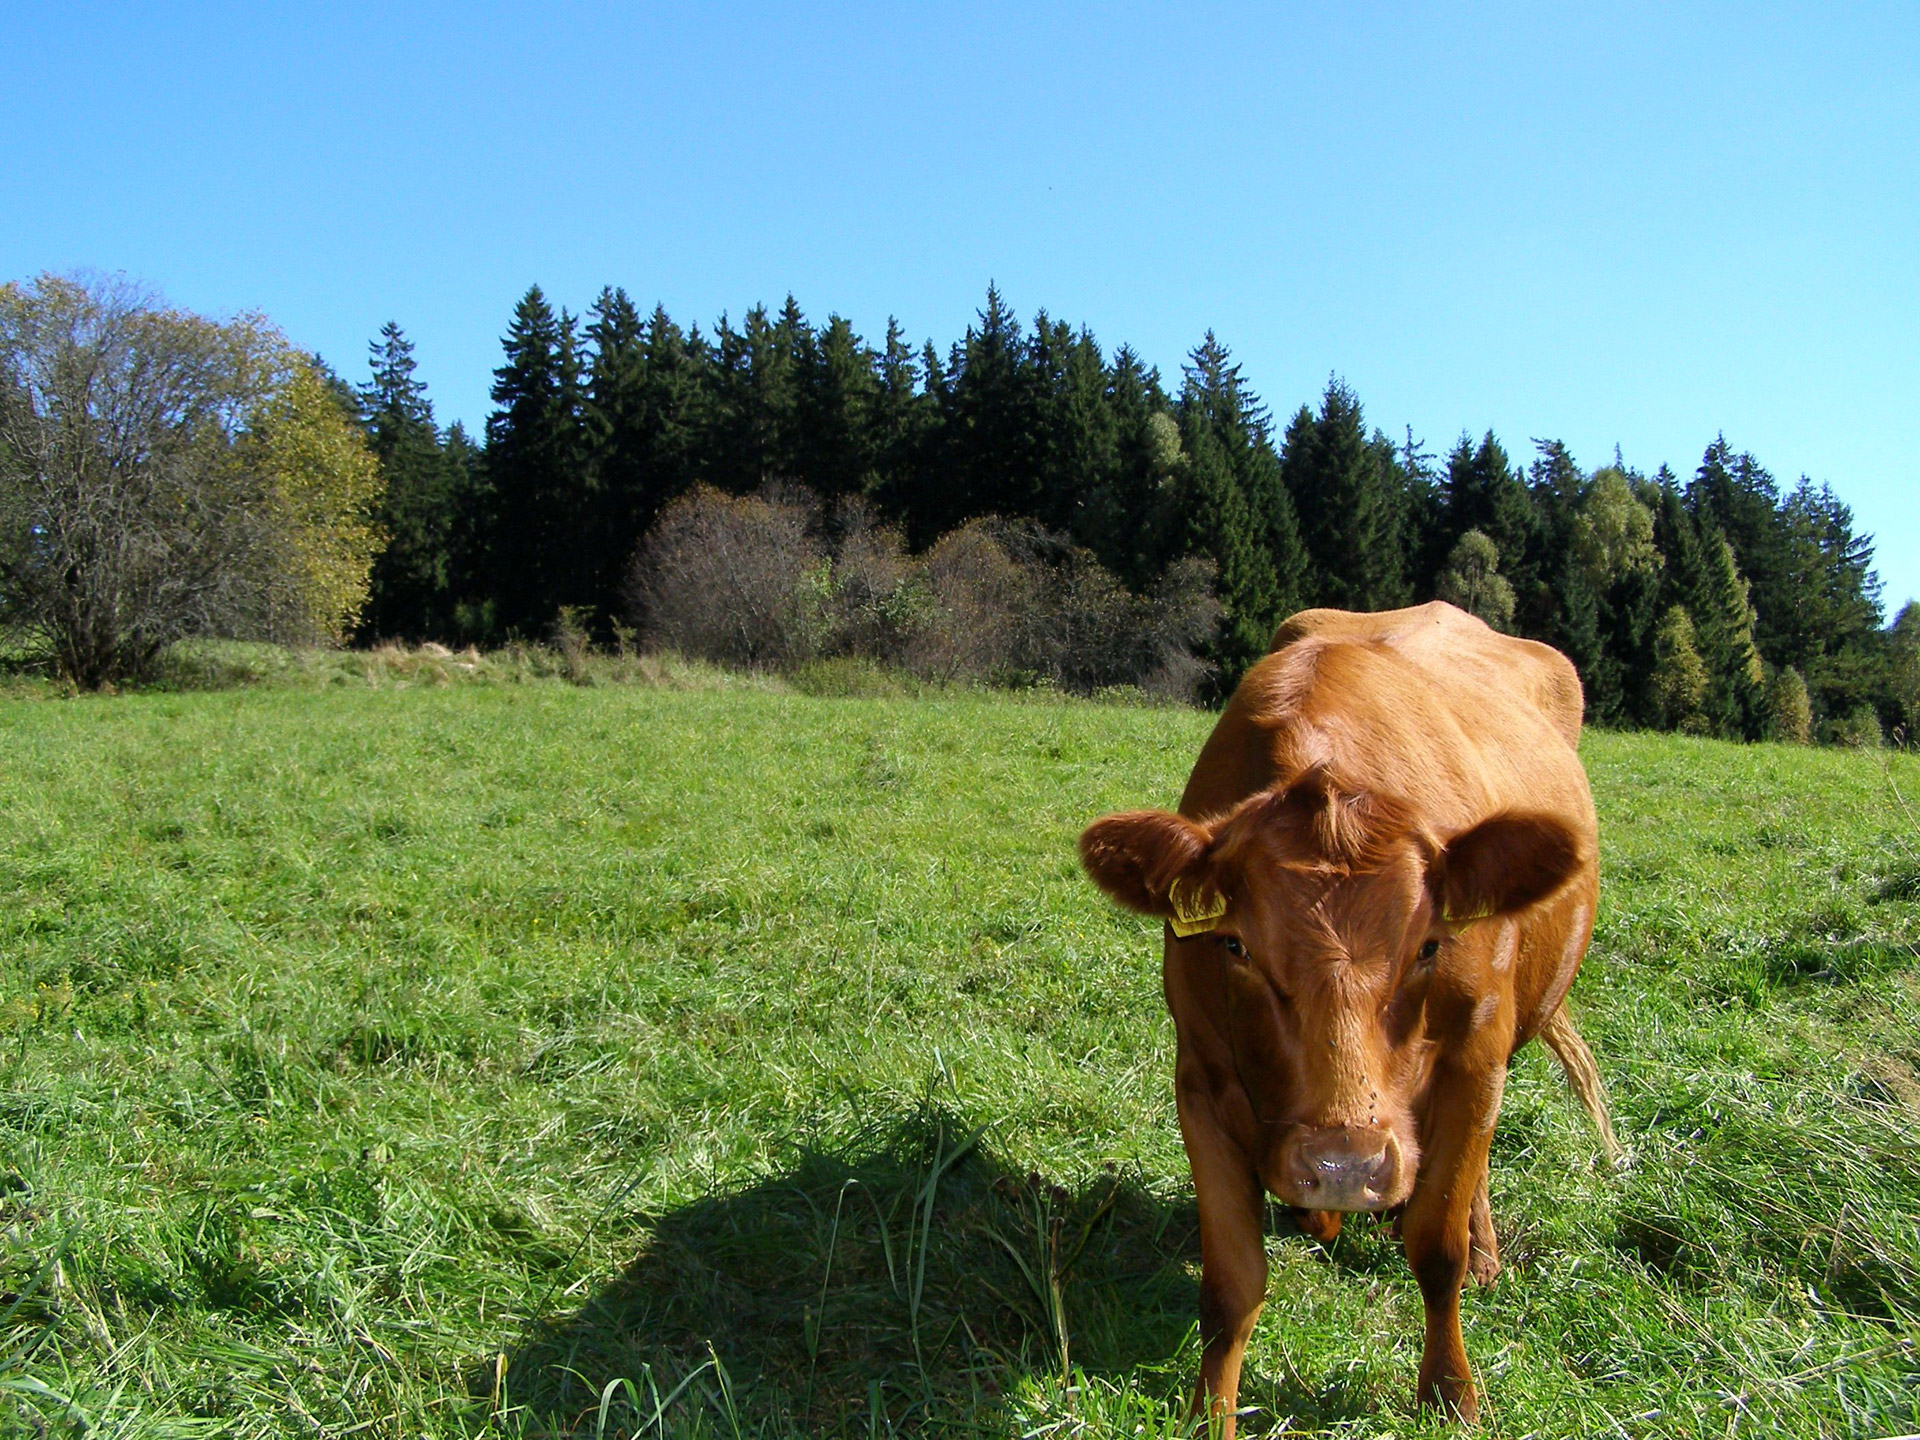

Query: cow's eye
[[1418, 939, 1440, 962], [1221, 935, 1246, 959]]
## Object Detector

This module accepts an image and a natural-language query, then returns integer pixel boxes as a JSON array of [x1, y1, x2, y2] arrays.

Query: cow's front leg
[[1179, 1096, 1267, 1439], [1402, 1061, 1505, 1421]]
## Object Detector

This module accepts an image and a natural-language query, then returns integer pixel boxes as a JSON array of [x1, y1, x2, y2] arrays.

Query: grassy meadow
[[1, 663, 1917, 1437]]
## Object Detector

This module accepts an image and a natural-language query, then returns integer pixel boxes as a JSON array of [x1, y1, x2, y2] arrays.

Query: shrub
[[900, 520, 1037, 684], [1764, 666, 1812, 744], [1826, 704, 1884, 750], [624, 490, 1219, 701], [626, 486, 830, 670]]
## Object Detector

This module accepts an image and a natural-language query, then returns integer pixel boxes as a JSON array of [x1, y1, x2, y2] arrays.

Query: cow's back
[[1180, 602, 1589, 832]]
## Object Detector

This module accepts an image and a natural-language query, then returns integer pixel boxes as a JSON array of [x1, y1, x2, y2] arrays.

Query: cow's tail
[[1538, 1005, 1623, 1166]]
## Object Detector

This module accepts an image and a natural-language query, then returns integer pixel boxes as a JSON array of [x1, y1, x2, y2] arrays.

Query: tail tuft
[[1538, 1005, 1623, 1166]]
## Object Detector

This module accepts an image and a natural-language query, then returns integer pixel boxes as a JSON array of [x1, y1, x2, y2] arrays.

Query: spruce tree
[[1083, 346, 1178, 589], [1570, 466, 1661, 725], [1030, 317, 1118, 544], [484, 286, 587, 637], [1176, 333, 1305, 687], [1689, 524, 1766, 739], [1689, 438, 1794, 666], [357, 322, 462, 640], [1279, 378, 1405, 611], [1442, 433, 1536, 601], [936, 283, 1041, 531], [1650, 605, 1710, 733], [1178, 413, 1278, 681], [583, 287, 650, 623], [796, 313, 879, 503], [868, 319, 930, 524]]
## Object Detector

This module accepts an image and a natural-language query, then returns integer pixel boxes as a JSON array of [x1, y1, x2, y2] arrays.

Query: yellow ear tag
[[1167, 877, 1227, 938]]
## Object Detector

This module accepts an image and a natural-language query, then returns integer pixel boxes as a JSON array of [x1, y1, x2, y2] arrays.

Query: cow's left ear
[[1429, 812, 1586, 923]]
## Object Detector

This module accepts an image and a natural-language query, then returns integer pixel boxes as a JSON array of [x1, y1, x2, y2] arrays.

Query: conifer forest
[[349, 283, 1917, 743]]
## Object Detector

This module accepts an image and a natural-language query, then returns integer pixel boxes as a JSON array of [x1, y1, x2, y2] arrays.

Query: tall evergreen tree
[[1442, 433, 1536, 600], [1029, 315, 1119, 543], [1570, 465, 1661, 725], [1081, 346, 1178, 589], [1689, 524, 1766, 738], [796, 313, 879, 502], [357, 322, 464, 640], [484, 286, 587, 636], [1279, 378, 1406, 611], [931, 284, 1042, 534], [1176, 333, 1305, 686], [867, 319, 931, 523], [582, 287, 650, 623], [1688, 438, 1795, 664]]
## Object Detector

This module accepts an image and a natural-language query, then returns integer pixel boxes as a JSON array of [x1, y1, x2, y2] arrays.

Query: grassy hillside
[[0, 679, 1916, 1437]]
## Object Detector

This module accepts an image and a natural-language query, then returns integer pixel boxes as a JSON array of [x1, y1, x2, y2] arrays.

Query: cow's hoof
[[1417, 1370, 1479, 1423], [1467, 1243, 1501, 1287], [1291, 1207, 1343, 1243]]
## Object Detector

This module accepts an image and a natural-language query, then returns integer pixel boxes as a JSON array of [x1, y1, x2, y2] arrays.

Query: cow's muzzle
[[1274, 1125, 1405, 1212]]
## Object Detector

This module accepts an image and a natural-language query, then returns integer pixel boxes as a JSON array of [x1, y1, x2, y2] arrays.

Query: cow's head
[[1080, 769, 1584, 1212]]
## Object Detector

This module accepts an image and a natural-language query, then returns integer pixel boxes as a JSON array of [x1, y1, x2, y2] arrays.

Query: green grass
[[0, 673, 1916, 1437]]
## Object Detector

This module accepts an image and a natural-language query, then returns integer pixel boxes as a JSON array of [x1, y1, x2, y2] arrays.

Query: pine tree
[[1280, 378, 1405, 611], [1689, 524, 1766, 738], [582, 287, 649, 623], [440, 420, 488, 639], [357, 322, 463, 640], [868, 319, 929, 523], [1178, 414, 1278, 680], [935, 283, 1041, 532], [1650, 605, 1710, 733], [1689, 438, 1795, 666], [1521, 440, 1586, 638], [1569, 465, 1661, 725], [796, 313, 879, 502], [1780, 478, 1886, 724], [1082, 346, 1178, 589], [1441, 433, 1535, 602], [484, 286, 587, 636], [1176, 333, 1305, 687], [1028, 316, 1118, 544], [1399, 426, 1447, 597]]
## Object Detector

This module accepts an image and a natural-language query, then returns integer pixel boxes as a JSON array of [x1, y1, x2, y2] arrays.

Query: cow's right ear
[[1078, 809, 1210, 918]]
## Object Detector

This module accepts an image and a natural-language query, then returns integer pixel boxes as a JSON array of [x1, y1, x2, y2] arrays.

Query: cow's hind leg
[[1467, 1166, 1500, 1286]]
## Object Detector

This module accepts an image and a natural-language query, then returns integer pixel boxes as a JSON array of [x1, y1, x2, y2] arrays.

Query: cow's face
[[1080, 770, 1583, 1213]]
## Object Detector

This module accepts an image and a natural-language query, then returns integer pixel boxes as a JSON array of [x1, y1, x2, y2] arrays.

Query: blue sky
[[8, 3, 1917, 614]]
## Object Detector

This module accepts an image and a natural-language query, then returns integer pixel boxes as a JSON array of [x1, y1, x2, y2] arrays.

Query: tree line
[[6, 270, 1913, 740], [355, 282, 1915, 740]]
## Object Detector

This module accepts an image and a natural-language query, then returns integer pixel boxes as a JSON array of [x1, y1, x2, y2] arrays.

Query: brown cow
[[1079, 602, 1616, 1429]]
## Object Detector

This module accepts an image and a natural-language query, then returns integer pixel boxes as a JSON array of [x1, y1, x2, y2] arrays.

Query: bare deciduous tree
[[0, 273, 382, 686]]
